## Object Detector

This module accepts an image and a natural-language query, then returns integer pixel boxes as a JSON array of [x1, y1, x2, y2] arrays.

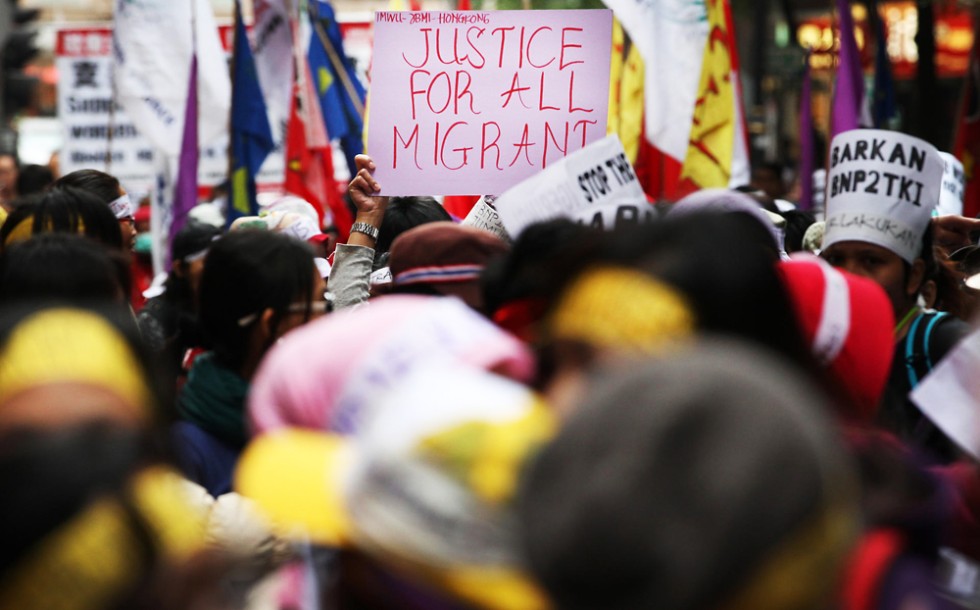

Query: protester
[[14, 163, 53, 197], [137, 221, 221, 382], [53, 169, 138, 251], [820, 129, 970, 460], [0, 186, 124, 252], [172, 230, 326, 498]]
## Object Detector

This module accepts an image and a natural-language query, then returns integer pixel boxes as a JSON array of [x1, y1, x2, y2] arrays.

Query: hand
[[348, 154, 388, 223], [933, 215, 980, 254]]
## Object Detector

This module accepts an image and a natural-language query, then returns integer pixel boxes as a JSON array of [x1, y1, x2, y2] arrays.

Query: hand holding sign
[[367, 10, 612, 196]]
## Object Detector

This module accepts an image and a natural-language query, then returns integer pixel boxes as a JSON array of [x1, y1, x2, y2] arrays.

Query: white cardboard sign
[[493, 134, 649, 236], [911, 328, 980, 462], [462, 196, 510, 241], [824, 129, 943, 263], [938, 152, 965, 217]]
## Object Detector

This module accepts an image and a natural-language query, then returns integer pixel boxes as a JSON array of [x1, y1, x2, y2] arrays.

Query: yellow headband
[[0, 467, 206, 610], [0, 309, 151, 415], [3, 215, 88, 247], [548, 267, 696, 354]]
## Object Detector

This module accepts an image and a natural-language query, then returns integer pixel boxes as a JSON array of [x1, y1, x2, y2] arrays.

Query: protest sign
[[493, 134, 649, 236], [911, 328, 980, 461], [824, 129, 943, 263], [462, 195, 510, 241], [57, 27, 284, 196], [368, 9, 613, 196], [938, 152, 965, 217]]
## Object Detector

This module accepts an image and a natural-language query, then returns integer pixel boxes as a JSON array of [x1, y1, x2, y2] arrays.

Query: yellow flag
[[681, 0, 736, 188], [606, 20, 645, 164]]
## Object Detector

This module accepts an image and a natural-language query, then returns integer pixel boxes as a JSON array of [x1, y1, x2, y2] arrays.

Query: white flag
[[113, 0, 230, 157], [601, 0, 708, 162], [252, 0, 293, 143]]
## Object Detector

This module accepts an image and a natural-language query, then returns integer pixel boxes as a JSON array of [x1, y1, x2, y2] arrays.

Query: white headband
[[108, 193, 135, 220]]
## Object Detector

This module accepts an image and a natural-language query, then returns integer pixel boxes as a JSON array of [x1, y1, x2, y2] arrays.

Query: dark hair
[[0, 233, 126, 307], [780, 209, 816, 253], [161, 221, 222, 311], [199, 231, 316, 371], [15, 164, 53, 197], [376, 196, 452, 254], [596, 212, 814, 369], [52, 168, 122, 204], [0, 186, 124, 250]]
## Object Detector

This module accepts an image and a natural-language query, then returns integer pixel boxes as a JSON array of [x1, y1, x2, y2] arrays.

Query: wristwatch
[[350, 222, 380, 241]]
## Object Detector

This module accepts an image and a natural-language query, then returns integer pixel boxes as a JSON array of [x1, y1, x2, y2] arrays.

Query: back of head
[[518, 340, 858, 610], [0, 233, 125, 307], [15, 164, 53, 198], [376, 196, 452, 254], [51, 168, 121, 204], [199, 230, 315, 371], [0, 187, 123, 251]]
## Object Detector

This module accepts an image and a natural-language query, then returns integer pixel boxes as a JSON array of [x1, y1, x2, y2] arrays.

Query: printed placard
[[493, 134, 649, 236], [462, 195, 510, 241], [938, 152, 965, 217], [367, 9, 612, 196], [824, 129, 943, 263]]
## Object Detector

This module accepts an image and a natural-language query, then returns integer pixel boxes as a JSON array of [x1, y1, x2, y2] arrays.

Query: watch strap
[[350, 222, 380, 241]]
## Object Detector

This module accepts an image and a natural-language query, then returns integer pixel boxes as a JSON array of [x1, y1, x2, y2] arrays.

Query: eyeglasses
[[237, 297, 332, 327]]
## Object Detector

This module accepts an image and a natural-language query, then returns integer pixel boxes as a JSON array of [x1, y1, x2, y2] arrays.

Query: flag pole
[[308, 3, 365, 120]]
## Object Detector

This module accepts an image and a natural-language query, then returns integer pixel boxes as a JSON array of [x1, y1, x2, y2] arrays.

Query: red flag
[[284, 30, 352, 240], [457, 0, 471, 9], [954, 18, 980, 218]]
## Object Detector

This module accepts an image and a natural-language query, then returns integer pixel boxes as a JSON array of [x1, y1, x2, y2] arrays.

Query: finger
[[357, 169, 381, 193], [354, 154, 376, 173]]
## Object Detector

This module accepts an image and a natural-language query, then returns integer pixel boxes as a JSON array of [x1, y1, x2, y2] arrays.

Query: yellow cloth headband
[[0, 467, 206, 610], [548, 267, 696, 354], [0, 309, 152, 416]]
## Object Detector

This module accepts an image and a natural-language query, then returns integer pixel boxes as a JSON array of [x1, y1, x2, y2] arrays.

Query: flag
[[307, 0, 367, 179], [680, 0, 749, 190], [954, 17, 980, 218], [229, 0, 275, 222], [113, 0, 229, 156], [866, 0, 898, 128], [390, 0, 423, 9], [114, 0, 229, 273], [285, 16, 352, 239], [831, 0, 866, 137], [456, 0, 471, 9], [799, 50, 815, 211], [607, 18, 645, 164], [601, 0, 747, 199], [172, 55, 198, 243], [252, 0, 294, 164]]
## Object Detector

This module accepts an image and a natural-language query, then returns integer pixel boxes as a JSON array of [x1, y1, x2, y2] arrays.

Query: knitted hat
[[238, 363, 554, 610], [824, 129, 943, 263], [777, 256, 895, 420], [388, 222, 509, 310], [248, 295, 535, 435], [517, 340, 858, 610]]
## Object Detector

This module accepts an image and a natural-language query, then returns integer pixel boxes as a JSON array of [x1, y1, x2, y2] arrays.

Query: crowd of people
[[1, 125, 979, 610]]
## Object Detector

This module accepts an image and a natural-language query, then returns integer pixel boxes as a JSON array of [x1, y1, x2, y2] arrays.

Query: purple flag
[[171, 54, 199, 246], [831, 0, 864, 137], [800, 50, 814, 211]]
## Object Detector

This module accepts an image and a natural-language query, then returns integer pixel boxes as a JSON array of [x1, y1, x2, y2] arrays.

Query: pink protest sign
[[367, 10, 613, 196]]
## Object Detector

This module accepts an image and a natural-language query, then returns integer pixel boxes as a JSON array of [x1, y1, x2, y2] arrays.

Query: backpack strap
[[905, 311, 950, 389]]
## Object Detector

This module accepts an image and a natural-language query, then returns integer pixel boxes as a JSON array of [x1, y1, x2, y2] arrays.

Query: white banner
[[493, 135, 650, 237], [938, 151, 965, 217], [113, 0, 230, 157]]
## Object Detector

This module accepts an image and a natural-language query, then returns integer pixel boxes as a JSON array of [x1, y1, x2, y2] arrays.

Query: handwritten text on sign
[[368, 10, 613, 196]]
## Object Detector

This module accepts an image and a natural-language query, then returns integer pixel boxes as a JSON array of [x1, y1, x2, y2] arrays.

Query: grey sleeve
[[327, 244, 375, 310]]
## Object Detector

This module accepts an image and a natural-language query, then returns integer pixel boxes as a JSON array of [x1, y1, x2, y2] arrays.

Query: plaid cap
[[389, 222, 509, 307]]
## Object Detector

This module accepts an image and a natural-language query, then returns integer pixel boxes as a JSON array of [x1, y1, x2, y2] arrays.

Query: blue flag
[[229, 0, 274, 224], [308, 0, 366, 178]]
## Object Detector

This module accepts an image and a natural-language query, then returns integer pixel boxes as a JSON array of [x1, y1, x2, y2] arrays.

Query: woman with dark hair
[[174, 230, 326, 497], [0, 186, 124, 251], [53, 168, 137, 250], [137, 221, 221, 382], [0, 233, 127, 309]]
